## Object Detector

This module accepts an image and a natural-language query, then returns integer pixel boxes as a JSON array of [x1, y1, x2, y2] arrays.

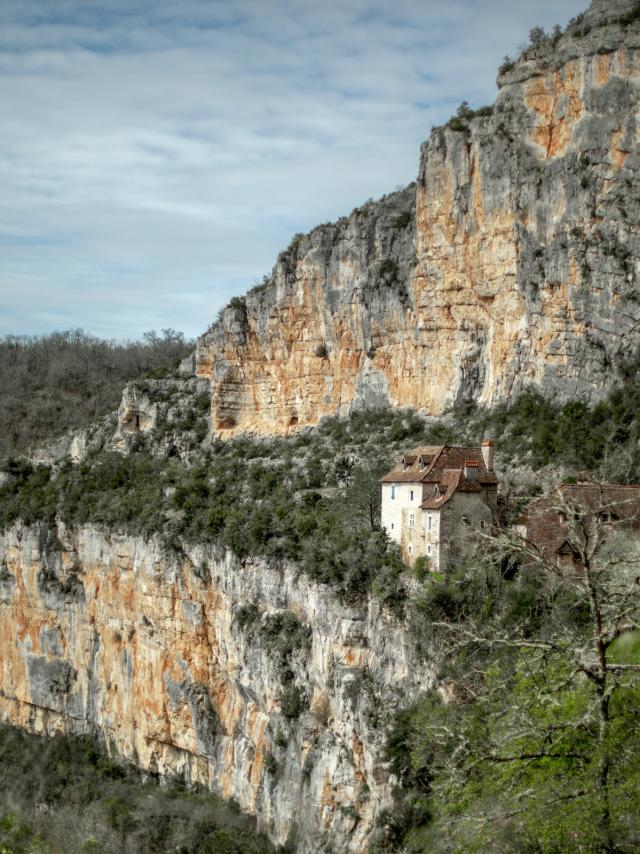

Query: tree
[[0, 330, 193, 459], [387, 488, 640, 852], [528, 26, 548, 48]]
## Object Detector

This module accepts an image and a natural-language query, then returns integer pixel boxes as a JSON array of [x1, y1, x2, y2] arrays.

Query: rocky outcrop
[[111, 377, 211, 458], [0, 522, 431, 853], [196, 0, 640, 436]]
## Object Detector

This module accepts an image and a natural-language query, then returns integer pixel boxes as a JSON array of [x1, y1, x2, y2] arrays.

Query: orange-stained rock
[[0, 522, 433, 853], [194, 6, 640, 438]]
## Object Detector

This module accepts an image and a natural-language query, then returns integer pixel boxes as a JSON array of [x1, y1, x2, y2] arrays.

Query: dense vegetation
[[2, 350, 640, 606], [473, 352, 640, 480], [0, 725, 278, 854], [0, 408, 425, 605], [0, 329, 193, 459], [499, 6, 640, 76]]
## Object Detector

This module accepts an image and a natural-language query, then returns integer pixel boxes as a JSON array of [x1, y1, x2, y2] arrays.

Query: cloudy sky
[[0, 0, 586, 341]]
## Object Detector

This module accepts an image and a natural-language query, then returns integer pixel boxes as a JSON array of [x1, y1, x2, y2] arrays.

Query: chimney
[[481, 439, 494, 472]]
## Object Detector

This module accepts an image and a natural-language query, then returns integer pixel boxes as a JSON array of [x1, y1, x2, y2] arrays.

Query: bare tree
[[0, 330, 193, 460], [411, 486, 640, 851]]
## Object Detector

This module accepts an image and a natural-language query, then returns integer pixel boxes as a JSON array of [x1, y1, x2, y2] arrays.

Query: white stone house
[[380, 441, 498, 570]]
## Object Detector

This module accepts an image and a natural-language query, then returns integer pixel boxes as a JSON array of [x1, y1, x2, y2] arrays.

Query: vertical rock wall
[[0, 523, 431, 853], [195, 1, 640, 436]]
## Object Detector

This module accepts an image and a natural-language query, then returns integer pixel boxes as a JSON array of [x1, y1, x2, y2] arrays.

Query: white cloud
[[0, 0, 587, 339]]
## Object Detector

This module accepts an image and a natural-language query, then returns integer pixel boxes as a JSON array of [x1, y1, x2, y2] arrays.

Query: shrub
[[447, 101, 493, 132], [392, 211, 412, 229], [620, 2, 640, 26], [273, 729, 288, 749], [499, 55, 516, 74], [411, 556, 431, 582], [280, 686, 305, 720], [263, 753, 278, 776]]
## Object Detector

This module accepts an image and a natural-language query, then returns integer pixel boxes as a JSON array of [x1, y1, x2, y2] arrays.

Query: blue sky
[[0, 0, 587, 341]]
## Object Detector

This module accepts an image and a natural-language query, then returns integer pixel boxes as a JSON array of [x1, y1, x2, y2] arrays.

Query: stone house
[[515, 482, 640, 570], [381, 441, 498, 570]]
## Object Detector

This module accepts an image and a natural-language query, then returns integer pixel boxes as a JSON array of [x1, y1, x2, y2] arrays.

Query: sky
[[0, 0, 587, 342]]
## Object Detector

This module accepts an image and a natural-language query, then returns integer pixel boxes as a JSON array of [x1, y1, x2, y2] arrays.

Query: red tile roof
[[522, 483, 640, 562], [381, 444, 498, 505]]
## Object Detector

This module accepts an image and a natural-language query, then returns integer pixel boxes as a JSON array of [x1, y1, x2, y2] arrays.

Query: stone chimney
[[481, 439, 494, 472]]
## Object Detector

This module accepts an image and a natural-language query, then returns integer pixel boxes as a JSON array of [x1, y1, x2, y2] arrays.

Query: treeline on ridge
[[0, 329, 193, 460]]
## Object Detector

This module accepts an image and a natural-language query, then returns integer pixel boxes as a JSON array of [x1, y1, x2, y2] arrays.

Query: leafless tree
[[424, 485, 640, 851]]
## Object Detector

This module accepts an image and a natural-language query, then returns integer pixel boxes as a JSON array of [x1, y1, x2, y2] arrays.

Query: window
[[391, 523, 394, 530], [428, 515, 432, 531], [408, 544, 413, 555], [427, 545, 432, 555], [559, 512, 567, 522], [410, 489, 414, 501], [480, 520, 486, 530], [391, 484, 396, 500], [409, 513, 415, 529]]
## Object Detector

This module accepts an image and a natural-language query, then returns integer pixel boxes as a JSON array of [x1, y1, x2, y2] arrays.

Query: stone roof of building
[[522, 482, 640, 562], [381, 444, 498, 507]]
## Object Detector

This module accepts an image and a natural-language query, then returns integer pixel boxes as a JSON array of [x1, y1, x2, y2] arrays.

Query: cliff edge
[[195, 0, 640, 436]]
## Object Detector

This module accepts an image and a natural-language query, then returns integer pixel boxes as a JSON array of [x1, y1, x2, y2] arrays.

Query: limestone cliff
[[196, 0, 640, 436], [0, 522, 430, 853]]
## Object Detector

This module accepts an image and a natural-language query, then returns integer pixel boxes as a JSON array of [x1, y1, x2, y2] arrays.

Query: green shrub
[[447, 101, 493, 132], [263, 753, 279, 776], [392, 211, 412, 229], [280, 686, 305, 720], [273, 729, 288, 749], [620, 2, 640, 25], [411, 555, 431, 582]]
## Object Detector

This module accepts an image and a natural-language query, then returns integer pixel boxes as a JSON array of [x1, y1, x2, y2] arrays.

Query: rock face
[[0, 522, 431, 853], [196, 0, 640, 436]]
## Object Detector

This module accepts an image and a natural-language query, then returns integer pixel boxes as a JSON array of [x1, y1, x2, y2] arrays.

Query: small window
[[391, 522, 394, 530], [559, 512, 567, 522], [427, 545, 432, 555], [391, 484, 396, 500], [480, 520, 486, 530], [408, 544, 413, 555], [428, 515, 432, 531], [410, 489, 414, 501], [409, 513, 415, 529]]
